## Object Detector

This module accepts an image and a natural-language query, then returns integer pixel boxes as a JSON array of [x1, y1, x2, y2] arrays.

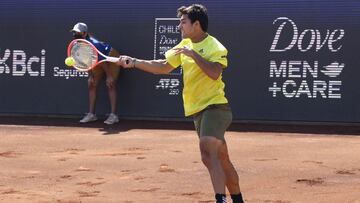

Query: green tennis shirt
[[165, 34, 229, 116]]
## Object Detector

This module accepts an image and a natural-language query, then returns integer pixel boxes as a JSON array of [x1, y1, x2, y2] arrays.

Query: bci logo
[[0, 49, 46, 76]]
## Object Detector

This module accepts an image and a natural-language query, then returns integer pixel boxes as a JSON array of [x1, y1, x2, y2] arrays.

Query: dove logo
[[320, 62, 344, 78], [270, 17, 345, 52], [268, 17, 345, 99]]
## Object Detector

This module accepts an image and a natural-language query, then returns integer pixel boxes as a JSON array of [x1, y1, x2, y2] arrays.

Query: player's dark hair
[[177, 4, 208, 32]]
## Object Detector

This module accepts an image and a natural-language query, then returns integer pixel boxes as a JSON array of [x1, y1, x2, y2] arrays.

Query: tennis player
[[116, 4, 244, 203], [70, 22, 121, 125]]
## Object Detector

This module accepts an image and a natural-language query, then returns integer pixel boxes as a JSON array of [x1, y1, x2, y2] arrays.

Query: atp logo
[[155, 78, 180, 95]]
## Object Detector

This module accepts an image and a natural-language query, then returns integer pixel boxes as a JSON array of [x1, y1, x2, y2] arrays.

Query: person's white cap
[[70, 22, 88, 33]]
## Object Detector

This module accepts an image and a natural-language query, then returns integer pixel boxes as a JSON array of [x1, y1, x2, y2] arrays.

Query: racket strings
[[70, 42, 97, 70]]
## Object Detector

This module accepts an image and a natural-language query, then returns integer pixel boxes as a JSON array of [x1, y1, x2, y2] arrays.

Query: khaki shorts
[[193, 103, 233, 142], [90, 48, 121, 81]]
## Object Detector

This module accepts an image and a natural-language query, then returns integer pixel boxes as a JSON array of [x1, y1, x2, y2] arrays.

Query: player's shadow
[[1, 115, 360, 136], [99, 119, 195, 135], [0, 115, 194, 135], [229, 122, 360, 135]]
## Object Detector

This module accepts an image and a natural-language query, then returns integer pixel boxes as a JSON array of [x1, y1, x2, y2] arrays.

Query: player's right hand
[[117, 55, 135, 69]]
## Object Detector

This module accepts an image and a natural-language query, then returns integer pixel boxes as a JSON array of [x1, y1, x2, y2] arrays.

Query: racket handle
[[107, 57, 130, 65], [106, 56, 119, 63]]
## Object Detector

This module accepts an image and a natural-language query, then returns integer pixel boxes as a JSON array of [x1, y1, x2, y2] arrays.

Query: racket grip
[[106, 56, 119, 63]]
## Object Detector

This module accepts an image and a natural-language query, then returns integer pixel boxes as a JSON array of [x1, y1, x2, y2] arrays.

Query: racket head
[[67, 39, 99, 71]]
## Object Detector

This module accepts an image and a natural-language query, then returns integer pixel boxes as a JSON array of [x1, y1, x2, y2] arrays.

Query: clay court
[[1, 117, 360, 203]]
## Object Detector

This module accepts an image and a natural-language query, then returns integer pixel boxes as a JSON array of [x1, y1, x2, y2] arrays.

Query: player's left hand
[[173, 46, 195, 58]]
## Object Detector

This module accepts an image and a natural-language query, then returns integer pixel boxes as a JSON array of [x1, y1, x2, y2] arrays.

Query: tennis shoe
[[79, 113, 97, 123], [104, 113, 119, 125]]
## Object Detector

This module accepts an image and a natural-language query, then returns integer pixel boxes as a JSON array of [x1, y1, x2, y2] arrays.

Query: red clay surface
[[0, 116, 360, 203]]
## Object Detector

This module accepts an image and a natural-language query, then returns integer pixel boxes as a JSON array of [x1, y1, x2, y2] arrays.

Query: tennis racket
[[67, 39, 127, 72]]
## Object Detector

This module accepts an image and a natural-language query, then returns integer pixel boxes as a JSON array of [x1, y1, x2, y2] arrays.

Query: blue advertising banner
[[0, 0, 359, 123]]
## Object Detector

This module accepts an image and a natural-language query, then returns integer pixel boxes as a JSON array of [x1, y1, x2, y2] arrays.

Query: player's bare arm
[[173, 47, 223, 80], [117, 56, 174, 75]]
